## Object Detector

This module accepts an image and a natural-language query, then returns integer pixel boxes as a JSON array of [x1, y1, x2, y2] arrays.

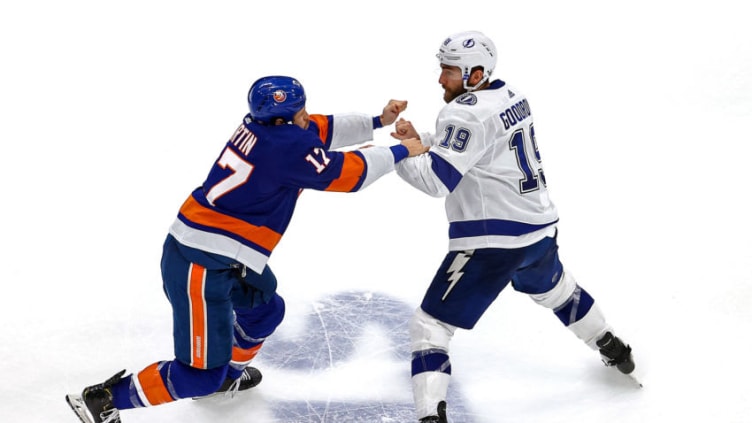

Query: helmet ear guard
[[247, 76, 307, 125], [437, 31, 497, 91]]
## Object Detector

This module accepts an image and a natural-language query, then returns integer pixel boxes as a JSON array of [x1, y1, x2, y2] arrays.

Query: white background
[[1, 1, 750, 422]]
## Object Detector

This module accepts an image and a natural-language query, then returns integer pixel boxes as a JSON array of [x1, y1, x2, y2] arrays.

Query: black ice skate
[[194, 366, 263, 399], [419, 400, 447, 423], [596, 332, 635, 374], [65, 369, 125, 423]]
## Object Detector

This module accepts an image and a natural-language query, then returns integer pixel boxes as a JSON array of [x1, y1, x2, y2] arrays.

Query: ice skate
[[65, 369, 125, 423], [597, 332, 642, 387], [596, 332, 634, 374], [419, 401, 447, 423], [194, 366, 262, 399]]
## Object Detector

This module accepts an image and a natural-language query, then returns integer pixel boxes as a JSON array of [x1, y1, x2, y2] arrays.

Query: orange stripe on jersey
[[309, 114, 330, 143], [325, 152, 365, 192], [231, 344, 263, 365], [188, 263, 207, 369], [137, 363, 174, 406], [179, 196, 282, 252]]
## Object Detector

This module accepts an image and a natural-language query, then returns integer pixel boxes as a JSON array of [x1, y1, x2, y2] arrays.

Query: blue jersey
[[169, 112, 405, 273]]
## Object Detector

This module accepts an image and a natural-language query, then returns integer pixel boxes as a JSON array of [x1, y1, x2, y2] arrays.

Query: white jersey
[[396, 80, 559, 250]]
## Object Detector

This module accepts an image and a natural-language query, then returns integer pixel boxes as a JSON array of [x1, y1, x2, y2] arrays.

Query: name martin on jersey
[[230, 123, 258, 156]]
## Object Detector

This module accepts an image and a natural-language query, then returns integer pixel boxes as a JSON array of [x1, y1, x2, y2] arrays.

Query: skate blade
[[627, 372, 643, 388], [192, 392, 221, 400], [65, 394, 95, 423], [191, 390, 239, 401]]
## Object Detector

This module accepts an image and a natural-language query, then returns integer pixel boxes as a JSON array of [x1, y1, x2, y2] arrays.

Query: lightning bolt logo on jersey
[[442, 250, 474, 301], [169, 112, 396, 274]]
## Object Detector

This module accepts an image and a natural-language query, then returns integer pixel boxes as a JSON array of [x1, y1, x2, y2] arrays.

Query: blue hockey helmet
[[247, 76, 307, 125]]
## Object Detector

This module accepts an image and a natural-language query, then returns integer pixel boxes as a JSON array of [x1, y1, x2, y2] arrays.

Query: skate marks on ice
[[257, 291, 476, 422]]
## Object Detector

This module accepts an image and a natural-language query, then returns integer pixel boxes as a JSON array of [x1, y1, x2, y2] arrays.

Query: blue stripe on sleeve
[[429, 152, 463, 192], [324, 115, 334, 147], [349, 150, 368, 192]]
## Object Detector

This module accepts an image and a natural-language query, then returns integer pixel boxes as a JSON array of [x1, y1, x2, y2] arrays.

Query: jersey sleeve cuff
[[389, 145, 409, 163], [372, 116, 383, 129]]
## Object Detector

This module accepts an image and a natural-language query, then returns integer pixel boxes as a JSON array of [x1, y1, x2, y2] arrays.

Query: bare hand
[[390, 118, 420, 140], [379, 100, 408, 126], [401, 138, 430, 157]]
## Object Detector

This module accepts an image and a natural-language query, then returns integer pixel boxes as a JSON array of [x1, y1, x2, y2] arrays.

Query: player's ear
[[469, 68, 485, 86]]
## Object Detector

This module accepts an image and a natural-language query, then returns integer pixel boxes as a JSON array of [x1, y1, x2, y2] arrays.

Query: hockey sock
[[553, 285, 595, 326], [411, 349, 451, 377], [227, 343, 263, 380], [112, 360, 228, 409]]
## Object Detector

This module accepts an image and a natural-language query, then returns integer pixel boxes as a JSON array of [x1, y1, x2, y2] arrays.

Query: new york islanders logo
[[272, 90, 287, 103]]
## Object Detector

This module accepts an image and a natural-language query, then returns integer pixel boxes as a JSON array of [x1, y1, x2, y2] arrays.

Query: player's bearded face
[[438, 65, 466, 103]]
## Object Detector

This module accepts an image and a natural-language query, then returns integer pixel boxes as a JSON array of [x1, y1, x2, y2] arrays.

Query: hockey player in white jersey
[[392, 31, 637, 422]]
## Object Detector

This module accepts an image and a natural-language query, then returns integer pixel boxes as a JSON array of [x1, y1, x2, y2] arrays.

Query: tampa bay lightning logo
[[455, 93, 478, 105], [462, 38, 476, 48]]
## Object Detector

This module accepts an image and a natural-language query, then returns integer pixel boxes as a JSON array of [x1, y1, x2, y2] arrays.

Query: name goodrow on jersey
[[499, 98, 531, 130]]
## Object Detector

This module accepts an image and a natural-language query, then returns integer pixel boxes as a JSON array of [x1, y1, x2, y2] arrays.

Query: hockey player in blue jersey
[[391, 31, 637, 422], [65, 75, 429, 423]]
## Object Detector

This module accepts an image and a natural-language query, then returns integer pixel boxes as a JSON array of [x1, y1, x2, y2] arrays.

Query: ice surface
[[252, 292, 474, 422]]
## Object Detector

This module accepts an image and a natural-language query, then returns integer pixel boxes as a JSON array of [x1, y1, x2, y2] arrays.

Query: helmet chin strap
[[462, 67, 489, 92]]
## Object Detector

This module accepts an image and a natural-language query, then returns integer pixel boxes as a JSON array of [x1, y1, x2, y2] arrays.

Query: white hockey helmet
[[437, 31, 497, 91]]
